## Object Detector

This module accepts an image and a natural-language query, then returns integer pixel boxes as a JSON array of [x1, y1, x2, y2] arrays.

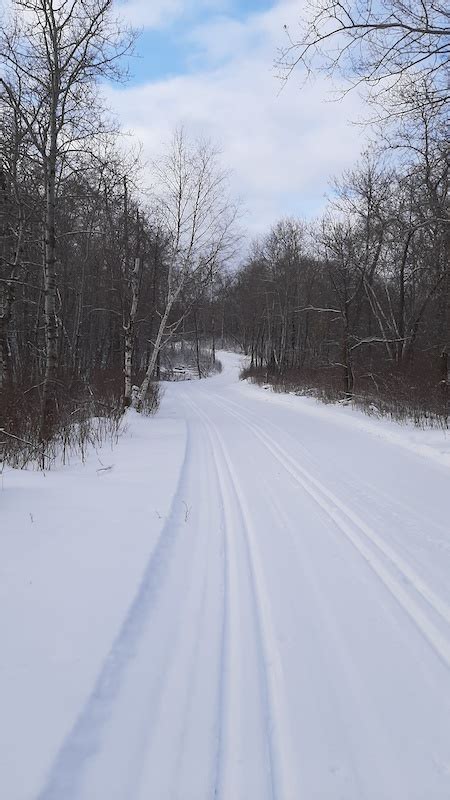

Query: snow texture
[[1, 352, 450, 799]]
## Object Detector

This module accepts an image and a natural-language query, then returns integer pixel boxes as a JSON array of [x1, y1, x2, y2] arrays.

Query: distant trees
[[247, 0, 447, 421], [0, 3, 238, 465], [0, 0, 447, 468], [224, 136, 448, 421], [0, 0, 134, 441]]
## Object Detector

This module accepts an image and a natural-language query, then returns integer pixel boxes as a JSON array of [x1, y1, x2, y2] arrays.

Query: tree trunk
[[194, 309, 202, 379], [0, 310, 9, 391], [342, 308, 353, 399], [211, 309, 216, 364], [0, 201, 24, 391], [136, 297, 173, 410], [40, 118, 59, 443], [123, 255, 141, 408]]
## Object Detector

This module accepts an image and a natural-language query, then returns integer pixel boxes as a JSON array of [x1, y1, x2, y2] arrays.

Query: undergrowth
[[241, 364, 448, 429], [0, 369, 160, 470]]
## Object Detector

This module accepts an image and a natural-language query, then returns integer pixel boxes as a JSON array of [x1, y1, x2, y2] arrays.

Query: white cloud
[[106, 0, 367, 234], [117, 0, 183, 29], [116, 0, 230, 30]]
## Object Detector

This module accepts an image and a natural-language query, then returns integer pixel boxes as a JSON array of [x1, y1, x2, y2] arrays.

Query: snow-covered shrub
[[0, 369, 160, 469]]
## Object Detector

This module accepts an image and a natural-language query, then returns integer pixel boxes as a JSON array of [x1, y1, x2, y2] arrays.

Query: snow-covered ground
[[1, 351, 450, 800]]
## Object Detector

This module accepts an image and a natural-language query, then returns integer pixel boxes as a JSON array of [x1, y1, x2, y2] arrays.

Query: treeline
[[0, 0, 236, 465], [1, 0, 448, 470], [223, 96, 448, 423], [234, 0, 448, 424]]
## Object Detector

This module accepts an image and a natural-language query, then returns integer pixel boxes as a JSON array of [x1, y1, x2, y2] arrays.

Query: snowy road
[[2, 353, 450, 799]]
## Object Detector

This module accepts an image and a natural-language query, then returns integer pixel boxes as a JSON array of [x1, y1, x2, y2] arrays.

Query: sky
[[3, 0, 368, 235], [107, 0, 368, 235]]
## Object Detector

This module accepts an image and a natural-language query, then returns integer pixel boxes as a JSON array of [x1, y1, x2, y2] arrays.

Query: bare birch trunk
[[135, 297, 174, 410], [123, 256, 141, 407]]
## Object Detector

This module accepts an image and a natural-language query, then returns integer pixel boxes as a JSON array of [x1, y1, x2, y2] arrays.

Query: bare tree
[[225, 138, 447, 422], [0, 107, 24, 390], [0, 0, 134, 440], [136, 129, 238, 410], [279, 0, 449, 112]]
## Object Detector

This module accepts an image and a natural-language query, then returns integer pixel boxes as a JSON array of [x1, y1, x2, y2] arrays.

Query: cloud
[[116, 0, 230, 31], [117, 0, 183, 29], [105, 0, 367, 234]]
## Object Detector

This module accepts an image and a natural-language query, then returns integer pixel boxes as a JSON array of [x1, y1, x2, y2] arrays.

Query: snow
[[239, 377, 450, 470], [1, 351, 450, 799]]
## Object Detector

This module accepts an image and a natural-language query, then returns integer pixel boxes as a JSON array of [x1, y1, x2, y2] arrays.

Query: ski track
[[210, 393, 450, 670], [35, 419, 194, 800], [130, 412, 225, 800], [36, 388, 299, 800], [185, 394, 301, 800], [37, 417, 226, 800], [6, 352, 447, 800], [258, 479, 395, 797], [235, 387, 450, 544]]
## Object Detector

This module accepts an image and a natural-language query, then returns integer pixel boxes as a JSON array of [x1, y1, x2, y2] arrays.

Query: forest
[[0, 0, 448, 468]]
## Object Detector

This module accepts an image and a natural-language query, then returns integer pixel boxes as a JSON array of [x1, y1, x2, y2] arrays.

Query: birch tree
[[136, 129, 237, 410], [0, 0, 133, 440], [122, 184, 142, 408]]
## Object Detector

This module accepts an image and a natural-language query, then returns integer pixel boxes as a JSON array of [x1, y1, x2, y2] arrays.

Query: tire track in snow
[[36, 420, 196, 800], [211, 394, 450, 671], [185, 395, 301, 800]]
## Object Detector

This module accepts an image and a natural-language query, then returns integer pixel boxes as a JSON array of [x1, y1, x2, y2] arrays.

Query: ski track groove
[[236, 387, 450, 540], [185, 395, 272, 800], [26, 374, 450, 800], [36, 420, 195, 800], [132, 411, 221, 800], [219, 392, 450, 621], [210, 393, 450, 671], [168, 490, 220, 800], [185, 394, 301, 800], [185, 394, 276, 800], [259, 478, 395, 797], [159, 397, 228, 800]]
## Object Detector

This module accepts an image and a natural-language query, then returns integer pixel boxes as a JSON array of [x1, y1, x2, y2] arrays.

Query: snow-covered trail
[[2, 352, 450, 799]]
